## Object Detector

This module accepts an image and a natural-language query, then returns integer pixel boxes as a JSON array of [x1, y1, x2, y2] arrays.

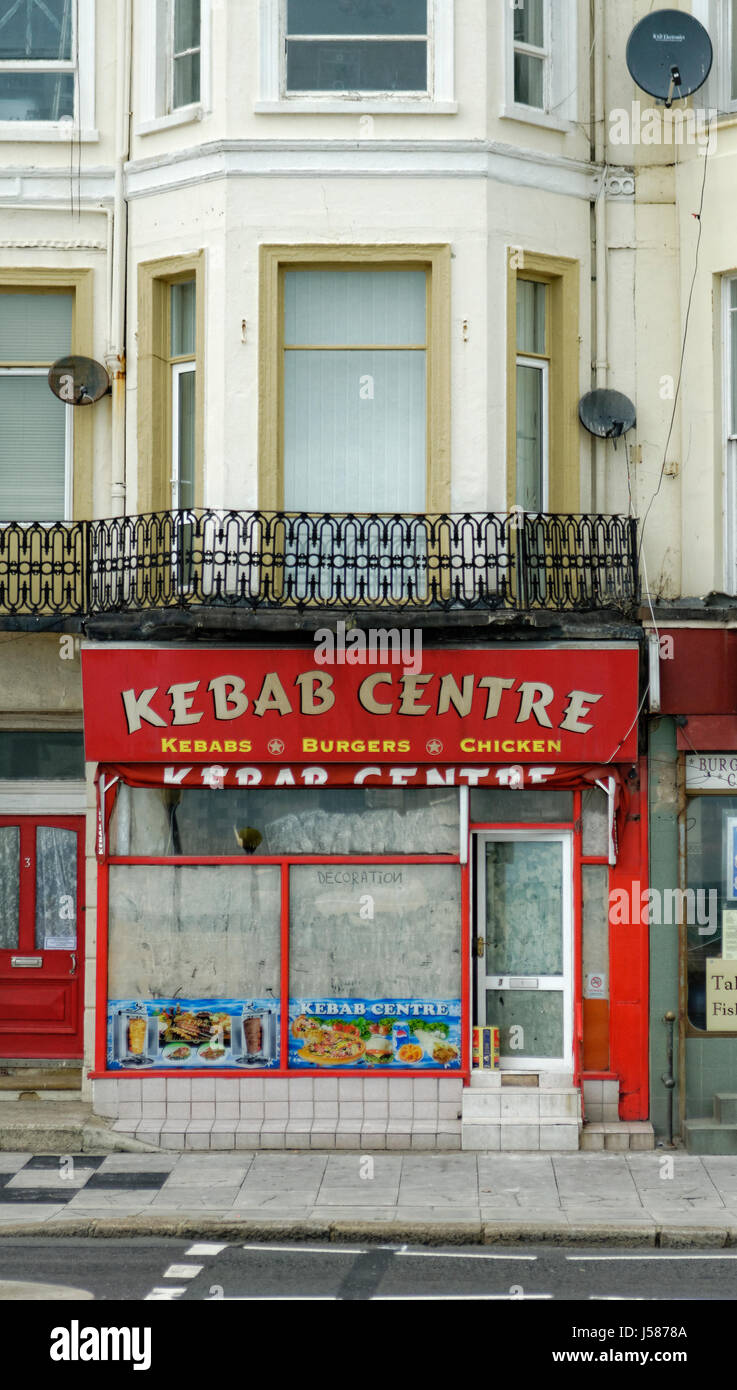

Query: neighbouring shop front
[[81, 642, 647, 1147]]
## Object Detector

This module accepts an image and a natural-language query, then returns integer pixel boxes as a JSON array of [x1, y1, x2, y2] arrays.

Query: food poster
[[107, 998, 280, 1069], [288, 999, 462, 1069]]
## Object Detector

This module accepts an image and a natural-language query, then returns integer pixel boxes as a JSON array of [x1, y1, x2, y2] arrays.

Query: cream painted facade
[[0, 0, 730, 1110]]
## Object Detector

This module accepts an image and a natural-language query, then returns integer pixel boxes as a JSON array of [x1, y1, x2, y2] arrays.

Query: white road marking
[[373, 1294, 553, 1301], [185, 1243, 228, 1256], [240, 1243, 363, 1254], [162, 1263, 203, 1279], [145, 1287, 187, 1300], [569, 1253, 737, 1261], [396, 1250, 538, 1261]]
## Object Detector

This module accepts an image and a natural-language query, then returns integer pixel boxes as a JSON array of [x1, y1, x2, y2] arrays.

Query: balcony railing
[[0, 509, 639, 617]]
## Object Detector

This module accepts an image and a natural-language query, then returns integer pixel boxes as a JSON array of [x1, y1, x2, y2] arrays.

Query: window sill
[[254, 98, 458, 115], [136, 104, 206, 137], [498, 103, 572, 135], [0, 122, 99, 142]]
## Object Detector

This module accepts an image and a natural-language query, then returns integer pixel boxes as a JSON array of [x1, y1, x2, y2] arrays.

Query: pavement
[[2, 1150, 737, 1246]]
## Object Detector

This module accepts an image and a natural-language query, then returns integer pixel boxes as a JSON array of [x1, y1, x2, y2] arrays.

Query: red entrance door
[[0, 817, 85, 1058]]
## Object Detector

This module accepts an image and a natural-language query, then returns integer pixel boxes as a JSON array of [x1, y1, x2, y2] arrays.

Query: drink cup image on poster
[[706, 960, 737, 1030], [288, 999, 462, 1069], [106, 999, 280, 1069]]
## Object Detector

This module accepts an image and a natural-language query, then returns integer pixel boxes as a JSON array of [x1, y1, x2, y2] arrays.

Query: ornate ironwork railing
[[0, 510, 639, 617]]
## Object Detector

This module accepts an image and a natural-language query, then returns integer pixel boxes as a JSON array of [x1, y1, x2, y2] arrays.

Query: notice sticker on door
[[44, 936, 76, 951], [584, 972, 607, 999]]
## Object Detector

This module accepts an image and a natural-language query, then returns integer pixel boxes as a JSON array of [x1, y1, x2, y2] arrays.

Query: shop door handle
[[69, 953, 76, 976], [474, 936, 486, 958]]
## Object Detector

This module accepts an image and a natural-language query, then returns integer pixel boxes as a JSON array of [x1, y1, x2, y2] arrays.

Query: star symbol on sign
[[267, 739, 285, 755], [426, 739, 443, 756]]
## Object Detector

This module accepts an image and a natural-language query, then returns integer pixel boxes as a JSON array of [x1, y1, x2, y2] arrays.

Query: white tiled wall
[[93, 1075, 464, 1150]]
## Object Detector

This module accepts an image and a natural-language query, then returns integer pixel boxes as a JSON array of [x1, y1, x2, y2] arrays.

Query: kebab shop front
[[81, 642, 648, 1146]]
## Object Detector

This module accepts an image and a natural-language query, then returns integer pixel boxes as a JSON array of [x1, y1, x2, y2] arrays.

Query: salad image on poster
[[288, 999, 461, 1069], [107, 998, 279, 1070]]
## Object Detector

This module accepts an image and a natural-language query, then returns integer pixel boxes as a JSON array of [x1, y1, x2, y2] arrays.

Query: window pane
[[287, 0, 427, 36], [284, 348, 426, 511], [35, 826, 77, 949], [110, 786, 459, 857], [485, 840, 563, 975], [582, 786, 609, 856], [0, 69, 74, 119], [0, 0, 73, 59], [0, 292, 72, 362], [0, 825, 19, 949], [516, 280, 546, 355], [285, 269, 426, 347], [175, 368, 196, 508], [174, 0, 200, 52], [289, 862, 461, 994], [516, 363, 545, 510], [487, 989, 563, 1056], [108, 864, 281, 998], [170, 280, 196, 357], [0, 377, 67, 521], [514, 0, 544, 48], [582, 865, 609, 989], [686, 796, 733, 1030], [173, 50, 200, 107], [470, 789, 573, 822], [286, 38, 427, 92], [0, 733, 84, 780], [514, 51, 544, 108]]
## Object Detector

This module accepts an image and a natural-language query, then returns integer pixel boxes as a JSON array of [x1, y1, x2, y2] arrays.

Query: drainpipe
[[592, 0, 608, 514], [106, 0, 132, 518]]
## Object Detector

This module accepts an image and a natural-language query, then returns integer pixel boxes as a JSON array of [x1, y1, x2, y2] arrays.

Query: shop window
[[470, 787, 573, 823], [582, 863, 609, 1069], [0, 291, 72, 521], [686, 794, 732, 1030], [107, 864, 281, 1069], [110, 784, 459, 857], [0, 731, 84, 780], [288, 862, 462, 1069]]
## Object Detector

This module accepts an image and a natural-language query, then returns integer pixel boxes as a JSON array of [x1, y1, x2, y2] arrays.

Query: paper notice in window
[[43, 936, 76, 951], [723, 909, 737, 960]]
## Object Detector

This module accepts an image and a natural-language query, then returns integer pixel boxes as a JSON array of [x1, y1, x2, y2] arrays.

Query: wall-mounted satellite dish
[[626, 8, 712, 108], [579, 389, 636, 444], [48, 356, 110, 406]]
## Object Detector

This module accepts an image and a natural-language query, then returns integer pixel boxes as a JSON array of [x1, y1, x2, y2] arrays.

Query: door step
[[581, 1121, 655, 1152], [462, 1084, 582, 1151], [0, 1100, 161, 1154], [684, 1093, 737, 1153], [0, 1066, 82, 1102]]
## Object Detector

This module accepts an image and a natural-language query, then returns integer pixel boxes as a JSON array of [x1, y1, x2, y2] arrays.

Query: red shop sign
[[81, 644, 639, 765]]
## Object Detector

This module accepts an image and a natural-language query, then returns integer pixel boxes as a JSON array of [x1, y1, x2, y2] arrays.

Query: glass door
[[475, 830, 573, 1071]]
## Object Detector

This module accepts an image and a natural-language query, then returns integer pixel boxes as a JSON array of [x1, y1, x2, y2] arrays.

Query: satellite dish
[[578, 389, 636, 443], [48, 356, 110, 406], [626, 8, 713, 107]]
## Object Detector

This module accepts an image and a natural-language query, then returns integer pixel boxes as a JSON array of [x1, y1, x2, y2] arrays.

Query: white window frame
[[692, 1, 736, 117], [171, 359, 196, 511], [723, 275, 737, 593], [0, 367, 73, 523], [256, 0, 456, 113], [136, 0, 211, 136], [515, 354, 549, 512], [501, 0, 577, 132], [0, 0, 96, 142]]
